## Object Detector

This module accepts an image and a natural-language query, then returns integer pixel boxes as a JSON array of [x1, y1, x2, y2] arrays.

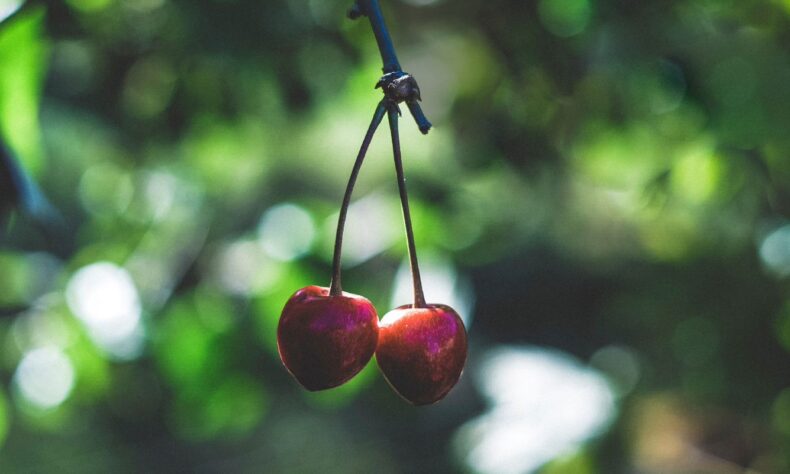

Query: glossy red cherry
[[376, 304, 467, 405], [277, 285, 379, 391]]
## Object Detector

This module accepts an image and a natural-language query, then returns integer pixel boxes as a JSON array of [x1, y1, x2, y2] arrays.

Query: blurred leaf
[[0, 6, 48, 175]]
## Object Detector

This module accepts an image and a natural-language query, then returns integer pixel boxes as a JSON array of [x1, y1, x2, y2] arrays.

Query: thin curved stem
[[329, 101, 387, 296], [387, 105, 426, 308]]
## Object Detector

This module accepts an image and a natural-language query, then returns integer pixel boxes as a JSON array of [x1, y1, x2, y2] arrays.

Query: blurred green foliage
[[0, 6, 47, 173], [0, 0, 789, 472]]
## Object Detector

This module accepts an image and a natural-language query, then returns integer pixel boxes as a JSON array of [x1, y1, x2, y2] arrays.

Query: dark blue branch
[[406, 101, 431, 135], [354, 0, 401, 73], [350, 0, 432, 134]]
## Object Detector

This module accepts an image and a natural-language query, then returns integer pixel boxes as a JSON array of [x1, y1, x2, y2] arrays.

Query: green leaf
[[0, 6, 49, 175]]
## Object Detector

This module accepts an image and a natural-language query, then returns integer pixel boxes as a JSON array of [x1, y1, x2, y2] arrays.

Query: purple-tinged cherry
[[276, 105, 387, 391], [277, 285, 378, 390], [376, 303, 467, 405], [374, 107, 468, 405]]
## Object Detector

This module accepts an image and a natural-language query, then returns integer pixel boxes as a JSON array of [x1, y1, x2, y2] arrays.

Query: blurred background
[[0, 0, 789, 472]]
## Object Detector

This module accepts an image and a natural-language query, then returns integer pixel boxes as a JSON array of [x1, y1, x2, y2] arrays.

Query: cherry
[[371, 107, 468, 405], [376, 304, 467, 405], [277, 285, 379, 391], [276, 105, 387, 391]]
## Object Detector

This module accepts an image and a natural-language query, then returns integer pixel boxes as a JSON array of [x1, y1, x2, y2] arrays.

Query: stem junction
[[349, 0, 432, 134]]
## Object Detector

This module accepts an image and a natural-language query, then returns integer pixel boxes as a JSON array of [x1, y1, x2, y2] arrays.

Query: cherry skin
[[376, 304, 467, 405], [277, 285, 379, 391]]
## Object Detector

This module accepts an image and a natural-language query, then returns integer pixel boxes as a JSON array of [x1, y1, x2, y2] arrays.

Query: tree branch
[[350, 0, 432, 134]]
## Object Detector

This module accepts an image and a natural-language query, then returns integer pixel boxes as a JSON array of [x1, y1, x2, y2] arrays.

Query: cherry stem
[[329, 101, 388, 297], [387, 104, 427, 308]]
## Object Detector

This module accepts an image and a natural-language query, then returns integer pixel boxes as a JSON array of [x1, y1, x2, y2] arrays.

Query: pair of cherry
[[277, 286, 467, 405], [276, 73, 467, 405]]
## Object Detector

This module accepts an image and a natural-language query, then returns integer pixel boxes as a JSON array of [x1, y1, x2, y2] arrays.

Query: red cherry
[[376, 304, 467, 405], [277, 285, 379, 391]]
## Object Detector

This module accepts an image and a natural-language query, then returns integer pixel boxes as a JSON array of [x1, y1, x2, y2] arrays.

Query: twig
[[350, 0, 432, 134]]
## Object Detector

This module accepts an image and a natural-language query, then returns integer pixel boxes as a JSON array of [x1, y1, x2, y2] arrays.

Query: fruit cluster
[[277, 0, 466, 405], [276, 2, 467, 405], [277, 286, 467, 405], [276, 95, 468, 405]]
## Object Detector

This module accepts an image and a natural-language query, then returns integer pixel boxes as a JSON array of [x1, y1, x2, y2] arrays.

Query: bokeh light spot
[[759, 224, 790, 277], [0, 0, 22, 23], [258, 203, 315, 261], [212, 239, 283, 296], [143, 171, 178, 220], [589, 345, 641, 398], [323, 193, 401, 267], [122, 56, 177, 119], [455, 346, 615, 474], [66, 262, 145, 360], [671, 144, 722, 204], [538, 0, 592, 38], [79, 163, 134, 216], [14, 347, 76, 410]]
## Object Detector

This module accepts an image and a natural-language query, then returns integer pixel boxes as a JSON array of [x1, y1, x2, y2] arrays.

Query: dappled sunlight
[[322, 192, 401, 267], [0, 0, 22, 23], [13, 347, 75, 410], [455, 346, 616, 474], [142, 170, 178, 221], [66, 262, 144, 360], [759, 223, 790, 277], [211, 238, 283, 296], [258, 202, 316, 262]]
